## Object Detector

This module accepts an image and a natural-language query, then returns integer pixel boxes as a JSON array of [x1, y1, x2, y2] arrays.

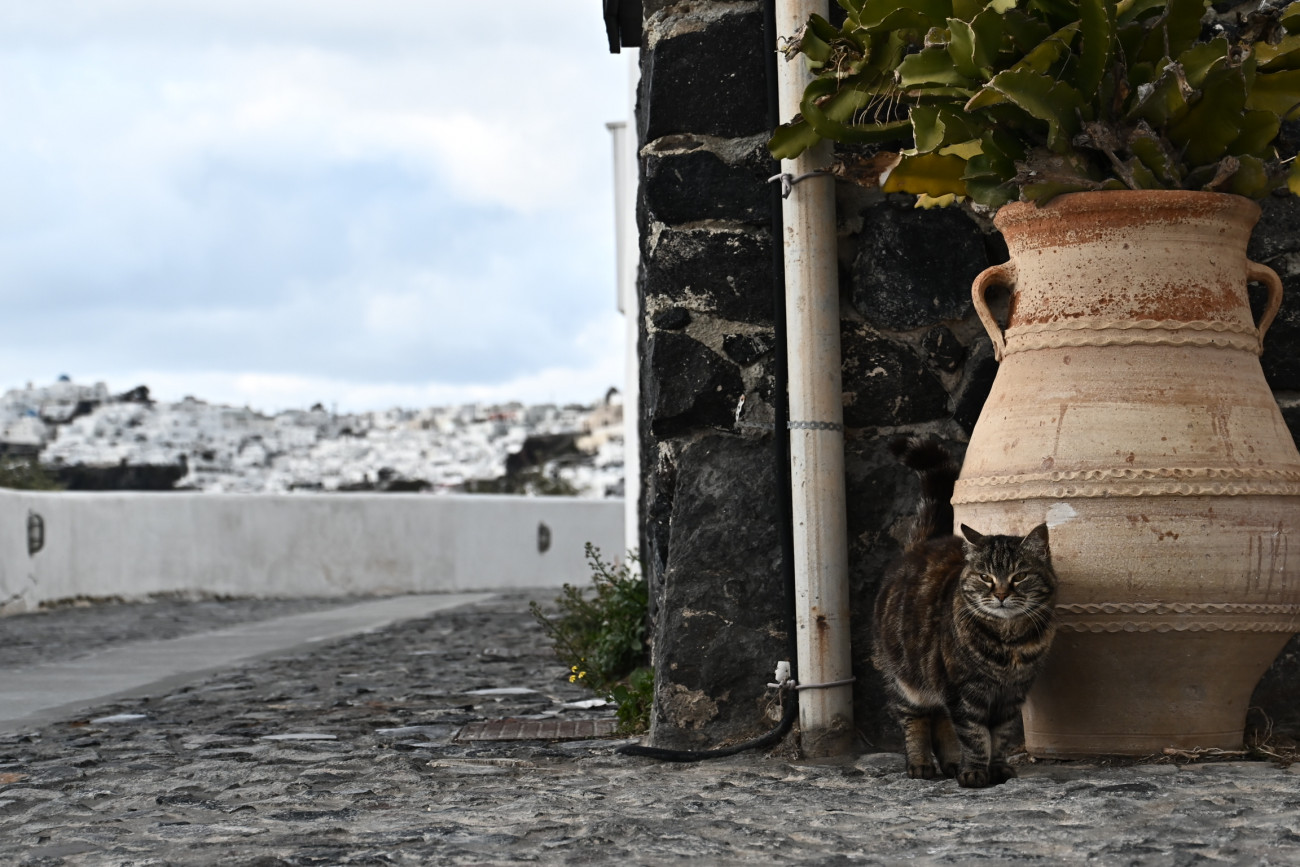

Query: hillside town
[[0, 378, 625, 498]]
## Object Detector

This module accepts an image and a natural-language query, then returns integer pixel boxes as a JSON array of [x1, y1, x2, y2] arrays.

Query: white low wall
[[0, 490, 625, 613]]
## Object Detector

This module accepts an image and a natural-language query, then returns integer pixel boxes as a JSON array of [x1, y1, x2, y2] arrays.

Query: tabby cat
[[872, 437, 1058, 789]]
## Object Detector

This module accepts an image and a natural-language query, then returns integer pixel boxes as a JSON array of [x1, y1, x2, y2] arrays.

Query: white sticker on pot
[[1046, 502, 1077, 528]]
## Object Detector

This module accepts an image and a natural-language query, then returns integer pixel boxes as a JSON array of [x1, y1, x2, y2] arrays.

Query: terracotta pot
[[952, 190, 1300, 758]]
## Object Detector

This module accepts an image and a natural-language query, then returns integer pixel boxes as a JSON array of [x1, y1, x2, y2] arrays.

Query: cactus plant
[[770, 0, 1300, 207]]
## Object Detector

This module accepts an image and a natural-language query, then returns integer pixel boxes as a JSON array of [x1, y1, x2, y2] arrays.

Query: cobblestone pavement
[[3, 592, 1300, 865]]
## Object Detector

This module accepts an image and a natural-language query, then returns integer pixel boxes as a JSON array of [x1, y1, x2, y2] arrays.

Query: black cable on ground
[[615, 684, 799, 762]]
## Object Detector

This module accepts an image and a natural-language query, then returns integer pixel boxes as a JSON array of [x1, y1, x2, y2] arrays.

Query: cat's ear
[[960, 524, 986, 546], [1020, 523, 1050, 559]]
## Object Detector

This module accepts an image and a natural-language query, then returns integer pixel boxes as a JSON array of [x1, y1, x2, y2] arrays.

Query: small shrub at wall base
[[530, 544, 652, 733], [608, 667, 655, 734], [770, 0, 1300, 208]]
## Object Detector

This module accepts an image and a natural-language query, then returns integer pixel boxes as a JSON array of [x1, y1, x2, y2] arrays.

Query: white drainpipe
[[773, 0, 855, 757]]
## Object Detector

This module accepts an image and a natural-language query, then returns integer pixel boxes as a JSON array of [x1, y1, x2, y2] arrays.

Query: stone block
[[922, 324, 966, 374], [1252, 196, 1300, 390], [645, 332, 744, 438], [840, 324, 949, 428], [643, 144, 772, 225], [641, 8, 768, 141], [1250, 632, 1300, 738], [952, 335, 998, 435], [652, 306, 691, 330], [722, 332, 773, 367], [649, 434, 787, 750], [1281, 403, 1300, 453], [849, 200, 988, 331], [1255, 285, 1300, 391], [643, 226, 773, 324], [1262, 315, 1300, 392]]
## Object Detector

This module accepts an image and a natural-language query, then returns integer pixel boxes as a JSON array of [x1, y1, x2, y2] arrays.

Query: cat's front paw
[[956, 768, 990, 789], [907, 762, 939, 780], [990, 763, 1016, 784], [940, 762, 959, 779]]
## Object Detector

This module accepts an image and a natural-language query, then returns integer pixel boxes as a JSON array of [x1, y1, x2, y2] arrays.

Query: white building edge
[[609, 48, 642, 561]]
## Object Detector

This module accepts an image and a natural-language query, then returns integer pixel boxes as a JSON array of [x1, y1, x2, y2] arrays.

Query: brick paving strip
[[2, 591, 1300, 865], [457, 718, 619, 741]]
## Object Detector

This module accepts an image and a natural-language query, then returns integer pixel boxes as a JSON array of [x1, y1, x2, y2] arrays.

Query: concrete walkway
[[0, 594, 491, 732], [1, 592, 1299, 865]]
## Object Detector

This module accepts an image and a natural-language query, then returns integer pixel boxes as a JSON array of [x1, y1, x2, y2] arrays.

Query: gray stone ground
[[2, 592, 1300, 865], [0, 596, 361, 669]]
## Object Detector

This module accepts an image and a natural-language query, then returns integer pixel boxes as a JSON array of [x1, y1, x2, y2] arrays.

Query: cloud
[[0, 3, 624, 213], [0, 1, 634, 410]]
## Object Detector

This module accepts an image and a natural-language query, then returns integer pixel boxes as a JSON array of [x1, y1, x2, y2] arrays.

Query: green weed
[[530, 543, 651, 733]]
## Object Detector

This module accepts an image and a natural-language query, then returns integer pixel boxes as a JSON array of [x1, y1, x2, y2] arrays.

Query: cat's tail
[[889, 436, 959, 549]]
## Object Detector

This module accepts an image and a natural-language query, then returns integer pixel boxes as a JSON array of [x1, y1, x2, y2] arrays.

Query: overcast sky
[[0, 2, 634, 412]]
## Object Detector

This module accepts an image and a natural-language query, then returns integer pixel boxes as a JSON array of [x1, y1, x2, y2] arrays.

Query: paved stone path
[[0, 596, 359, 669], [0, 594, 490, 731], [2, 592, 1300, 865]]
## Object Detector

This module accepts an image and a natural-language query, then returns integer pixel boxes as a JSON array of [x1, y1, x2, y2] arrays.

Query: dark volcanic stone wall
[[637, 0, 1300, 751], [637, 0, 789, 750]]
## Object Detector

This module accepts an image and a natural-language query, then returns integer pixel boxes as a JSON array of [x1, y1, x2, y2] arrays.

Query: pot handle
[[1248, 261, 1284, 351], [972, 261, 1016, 362]]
